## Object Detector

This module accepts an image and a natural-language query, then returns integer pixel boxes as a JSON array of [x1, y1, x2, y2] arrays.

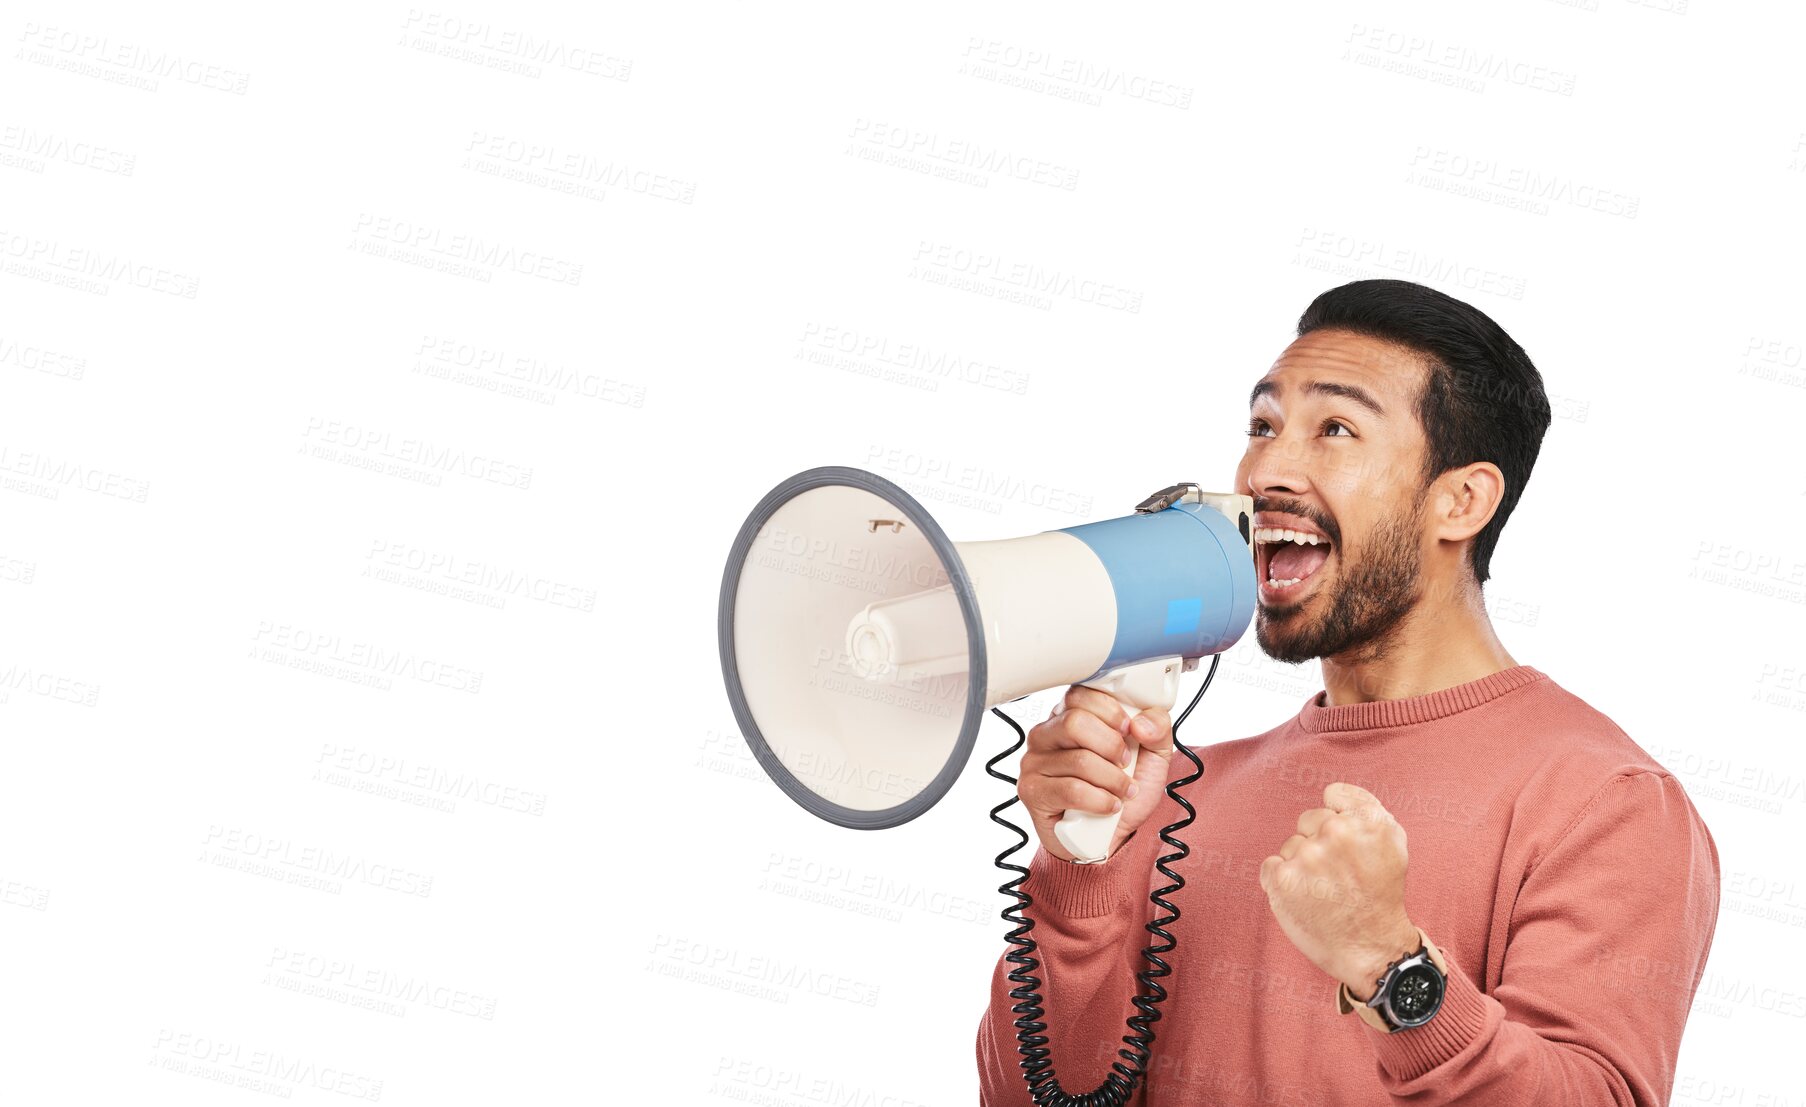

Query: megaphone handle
[[1052, 658, 1182, 864]]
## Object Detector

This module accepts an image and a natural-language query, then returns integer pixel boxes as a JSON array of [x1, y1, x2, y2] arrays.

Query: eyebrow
[[1248, 378, 1386, 417]]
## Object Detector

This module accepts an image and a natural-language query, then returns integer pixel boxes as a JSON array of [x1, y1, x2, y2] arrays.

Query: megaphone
[[717, 466, 1256, 861]]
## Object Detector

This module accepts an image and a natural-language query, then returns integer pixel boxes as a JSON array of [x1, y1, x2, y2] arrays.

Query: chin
[[1254, 617, 1319, 666]]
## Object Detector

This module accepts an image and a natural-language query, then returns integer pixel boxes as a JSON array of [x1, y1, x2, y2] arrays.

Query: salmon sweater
[[976, 666, 1720, 1106]]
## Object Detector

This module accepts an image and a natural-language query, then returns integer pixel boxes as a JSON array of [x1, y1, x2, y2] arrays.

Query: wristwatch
[[1336, 928, 1448, 1033]]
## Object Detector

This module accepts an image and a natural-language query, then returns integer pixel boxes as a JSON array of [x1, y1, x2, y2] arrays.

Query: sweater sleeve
[[975, 823, 1167, 1106], [1368, 770, 1721, 1106]]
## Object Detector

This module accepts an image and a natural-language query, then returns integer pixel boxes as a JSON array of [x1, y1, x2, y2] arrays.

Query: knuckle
[[1069, 713, 1112, 752], [1071, 689, 1120, 729], [1054, 772, 1098, 809]]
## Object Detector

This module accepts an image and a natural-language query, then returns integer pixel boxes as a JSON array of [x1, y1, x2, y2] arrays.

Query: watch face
[[1388, 963, 1445, 1027]]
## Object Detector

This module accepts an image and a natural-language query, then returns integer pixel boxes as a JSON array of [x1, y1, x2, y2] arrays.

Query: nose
[[1238, 434, 1312, 502]]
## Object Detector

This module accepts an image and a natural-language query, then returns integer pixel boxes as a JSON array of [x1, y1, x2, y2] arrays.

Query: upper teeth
[[1254, 527, 1325, 546]]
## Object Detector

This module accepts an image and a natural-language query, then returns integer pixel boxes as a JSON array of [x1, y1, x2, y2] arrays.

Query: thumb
[[1129, 707, 1173, 754], [1112, 709, 1179, 845], [1127, 708, 1175, 791]]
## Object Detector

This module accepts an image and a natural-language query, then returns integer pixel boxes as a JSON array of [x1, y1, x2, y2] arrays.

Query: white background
[[2, 1, 1803, 1104]]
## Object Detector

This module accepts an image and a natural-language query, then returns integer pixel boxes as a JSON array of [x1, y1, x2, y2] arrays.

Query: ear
[[1430, 462, 1505, 546]]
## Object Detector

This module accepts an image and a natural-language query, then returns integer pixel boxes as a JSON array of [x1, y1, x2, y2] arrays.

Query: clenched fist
[[1259, 782, 1421, 1001], [1017, 686, 1175, 863]]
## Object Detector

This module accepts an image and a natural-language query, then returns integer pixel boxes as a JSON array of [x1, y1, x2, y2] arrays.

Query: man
[[976, 279, 1720, 1105]]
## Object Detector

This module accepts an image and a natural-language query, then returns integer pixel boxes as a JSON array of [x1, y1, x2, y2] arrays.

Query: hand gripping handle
[[1051, 657, 1183, 863]]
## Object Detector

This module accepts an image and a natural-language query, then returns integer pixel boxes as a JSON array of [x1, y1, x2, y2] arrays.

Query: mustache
[[1253, 496, 1340, 548]]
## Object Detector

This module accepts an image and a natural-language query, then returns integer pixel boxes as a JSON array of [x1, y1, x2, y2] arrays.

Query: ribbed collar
[[1297, 665, 1547, 734]]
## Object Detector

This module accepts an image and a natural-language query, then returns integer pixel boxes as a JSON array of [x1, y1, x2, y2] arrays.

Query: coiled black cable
[[985, 654, 1218, 1106]]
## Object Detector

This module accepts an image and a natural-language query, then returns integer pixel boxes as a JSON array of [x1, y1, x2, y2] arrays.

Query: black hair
[[1296, 279, 1550, 585]]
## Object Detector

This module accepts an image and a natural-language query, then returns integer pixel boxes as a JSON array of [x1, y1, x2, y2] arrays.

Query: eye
[[1246, 418, 1274, 438], [1322, 420, 1355, 437]]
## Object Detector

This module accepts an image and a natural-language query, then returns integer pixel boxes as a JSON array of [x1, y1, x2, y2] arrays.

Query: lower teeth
[[1268, 577, 1303, 588]]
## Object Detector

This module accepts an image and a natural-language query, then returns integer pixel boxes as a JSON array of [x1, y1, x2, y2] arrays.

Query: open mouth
[[1255, 525, 1333, 601]]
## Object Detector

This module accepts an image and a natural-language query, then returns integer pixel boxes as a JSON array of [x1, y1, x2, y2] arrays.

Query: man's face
[[1232, 329, 1435, 664]]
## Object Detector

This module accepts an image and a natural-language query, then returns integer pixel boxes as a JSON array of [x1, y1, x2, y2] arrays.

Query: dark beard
[[1257, 495, 1425, 665]]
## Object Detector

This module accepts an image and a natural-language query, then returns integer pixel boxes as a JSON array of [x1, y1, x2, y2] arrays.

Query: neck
[[1318, 579, 1518, 706]]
